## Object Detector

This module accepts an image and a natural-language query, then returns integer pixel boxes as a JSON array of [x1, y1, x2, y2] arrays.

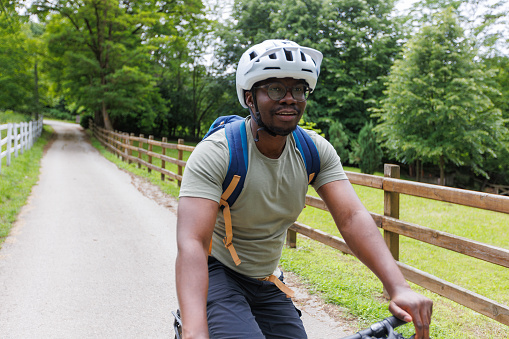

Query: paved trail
[[0, 121, 352, 339]]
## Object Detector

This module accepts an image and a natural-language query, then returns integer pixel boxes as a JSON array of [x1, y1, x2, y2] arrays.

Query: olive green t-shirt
[[179, 117, 347, 278]]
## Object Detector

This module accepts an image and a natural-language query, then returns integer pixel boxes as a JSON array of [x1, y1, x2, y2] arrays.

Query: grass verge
[[89, 134, 509, 338], [0, 125, 54, 247], [88, 133, 186, 198]]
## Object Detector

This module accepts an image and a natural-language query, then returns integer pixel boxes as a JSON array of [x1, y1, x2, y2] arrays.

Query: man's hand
[[389, 287, 433, 339]]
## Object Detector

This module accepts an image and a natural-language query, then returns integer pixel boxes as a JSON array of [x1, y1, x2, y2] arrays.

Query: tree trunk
[[102, 100, 113, 130]]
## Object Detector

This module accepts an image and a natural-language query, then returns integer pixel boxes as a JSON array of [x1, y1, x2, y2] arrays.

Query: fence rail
[[0, 117, 44, 174], [90, 121, 509, 326]]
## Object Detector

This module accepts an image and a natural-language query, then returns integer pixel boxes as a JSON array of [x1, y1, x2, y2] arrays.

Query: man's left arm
[[316, 179, 433, 339]]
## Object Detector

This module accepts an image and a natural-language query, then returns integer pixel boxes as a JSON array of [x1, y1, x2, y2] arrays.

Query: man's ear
[[245, 91, 254, 109]]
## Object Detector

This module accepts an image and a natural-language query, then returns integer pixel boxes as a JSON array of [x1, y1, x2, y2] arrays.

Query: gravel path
[[0, 121, 355, 339]]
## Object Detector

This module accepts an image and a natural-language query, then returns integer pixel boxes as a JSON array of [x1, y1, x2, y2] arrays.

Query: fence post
[[383, 164, 401, 298], [122, 133, 127, 162], [384, 164, 400, 259], [178, 139, 184, 187], [148, 135, 154, 173], [161, 137, 167, 181], [28, 121, 33, 149], [18, 123, 22, 155], [286, 227, 297, 248], [117, 132, 122, 158], [23, 122, 27, 153], [138, 134, 144, 169], [6, 123, 12, 167], [19, 123, 25, 155], [120, 133, 124, 161], [115, 131, 120, 158], [128, 133, 134, 164]]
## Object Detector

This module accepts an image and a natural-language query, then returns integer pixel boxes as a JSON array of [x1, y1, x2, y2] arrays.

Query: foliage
[[0, 110, 31, 124], [480, 56, 509, 185], [404, 0, 509, 57], [0, 2, 39, 115], [80, 112, 94, 130], [351, 121, 382, 174], [373, 8, 507, 184], [298, 118, 323, 136], [32, 0, 207, 134], [327, 120, 350, 165], [215, 0, 403, 136]]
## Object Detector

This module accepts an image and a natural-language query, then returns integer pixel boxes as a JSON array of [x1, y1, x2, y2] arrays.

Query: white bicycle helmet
[[236, 39, 323, 108]]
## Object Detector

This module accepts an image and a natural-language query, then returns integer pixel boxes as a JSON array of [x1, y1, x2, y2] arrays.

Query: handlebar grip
[[386, 315, 408, 328], [339, 315, 408, 339]]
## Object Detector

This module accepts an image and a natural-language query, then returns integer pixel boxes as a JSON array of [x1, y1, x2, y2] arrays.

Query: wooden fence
[[90, 121, 509, 327], [0, 117, 44, 174]]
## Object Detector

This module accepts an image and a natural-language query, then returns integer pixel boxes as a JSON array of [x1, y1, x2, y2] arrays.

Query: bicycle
[[173, 311, 414, 339], [172, 310, 182, 339], [340, 315, 414, 339]]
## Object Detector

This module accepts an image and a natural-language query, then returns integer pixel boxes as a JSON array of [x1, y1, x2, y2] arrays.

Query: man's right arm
[[176, 197, 219, 339]]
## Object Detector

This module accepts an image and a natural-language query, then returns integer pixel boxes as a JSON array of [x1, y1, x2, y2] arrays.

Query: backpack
[[203, 115, 320, 265]]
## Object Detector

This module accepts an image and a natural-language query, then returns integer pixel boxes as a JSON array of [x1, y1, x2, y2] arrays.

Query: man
[[176, 39, 432, 339]]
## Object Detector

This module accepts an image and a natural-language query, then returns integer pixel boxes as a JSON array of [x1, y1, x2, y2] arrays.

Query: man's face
[[246, 77, 308, 136]]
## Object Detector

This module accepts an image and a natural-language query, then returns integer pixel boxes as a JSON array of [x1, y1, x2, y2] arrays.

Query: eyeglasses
[[253, 82, 311, 102]]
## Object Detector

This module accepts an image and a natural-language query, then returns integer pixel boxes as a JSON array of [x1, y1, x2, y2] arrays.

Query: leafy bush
[[328, 120, 350, 164], [0, 110, 30, 124], [80, 113, 94, 129], [43, 108, 74, 121], [351, 121, 383, 174]]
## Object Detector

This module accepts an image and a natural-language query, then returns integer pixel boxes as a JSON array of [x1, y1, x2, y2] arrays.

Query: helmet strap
[[250, 90, 277, 142]]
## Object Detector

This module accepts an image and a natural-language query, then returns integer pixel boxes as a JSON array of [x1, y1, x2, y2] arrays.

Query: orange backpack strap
[[258, 274, 295, 298], [209, 175, 242, 266]]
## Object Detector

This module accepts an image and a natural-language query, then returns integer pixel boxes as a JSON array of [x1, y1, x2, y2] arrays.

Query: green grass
[[287, 167, 509, 338], [0, 110, 32, 124], [0, 125, 54, 247], [90, 137, 509, 338]]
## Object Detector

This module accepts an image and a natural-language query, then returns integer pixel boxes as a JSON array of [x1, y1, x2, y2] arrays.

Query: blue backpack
[[203, 115, 320, 265]]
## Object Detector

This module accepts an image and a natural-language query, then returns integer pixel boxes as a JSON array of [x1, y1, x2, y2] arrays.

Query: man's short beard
[[264, 125, 296, 137], [262, 105, 302, 136]]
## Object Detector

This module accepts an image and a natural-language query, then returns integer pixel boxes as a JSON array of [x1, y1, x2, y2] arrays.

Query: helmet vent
[[300, 52, 307, 61], [301, 68, 313, 73], [249, 52, 257, 60], [284, 49, 293, 61], [264, 67, 281, 70], [269, 53, 277, 59]]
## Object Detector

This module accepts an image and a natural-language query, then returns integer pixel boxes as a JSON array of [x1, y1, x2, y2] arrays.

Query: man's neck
[[249, 119, 287, 159]]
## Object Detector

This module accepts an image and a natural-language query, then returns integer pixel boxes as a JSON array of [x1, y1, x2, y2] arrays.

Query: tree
[[374, 8, 507, 185], [351, 121, 382, 174], [215, 0, 402, 136], [0, 1, 36, 114], [32, 0, 206, 131], [328, 120, 350, 165], [479, 56, 509, 186]]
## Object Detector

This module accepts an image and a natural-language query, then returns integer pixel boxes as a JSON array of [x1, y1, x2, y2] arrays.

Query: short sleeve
[[178, 131, 229, 203], [308, 132, 348, 190]]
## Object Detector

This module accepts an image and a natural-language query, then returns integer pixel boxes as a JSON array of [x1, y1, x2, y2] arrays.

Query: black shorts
[[207, 256, 307, 339]]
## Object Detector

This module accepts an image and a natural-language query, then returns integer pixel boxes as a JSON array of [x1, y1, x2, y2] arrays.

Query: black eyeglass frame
[[252, 82, 312, 102]]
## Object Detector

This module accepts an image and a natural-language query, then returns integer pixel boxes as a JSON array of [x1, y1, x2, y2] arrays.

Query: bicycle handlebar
[[341, 316, 408, 339]]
